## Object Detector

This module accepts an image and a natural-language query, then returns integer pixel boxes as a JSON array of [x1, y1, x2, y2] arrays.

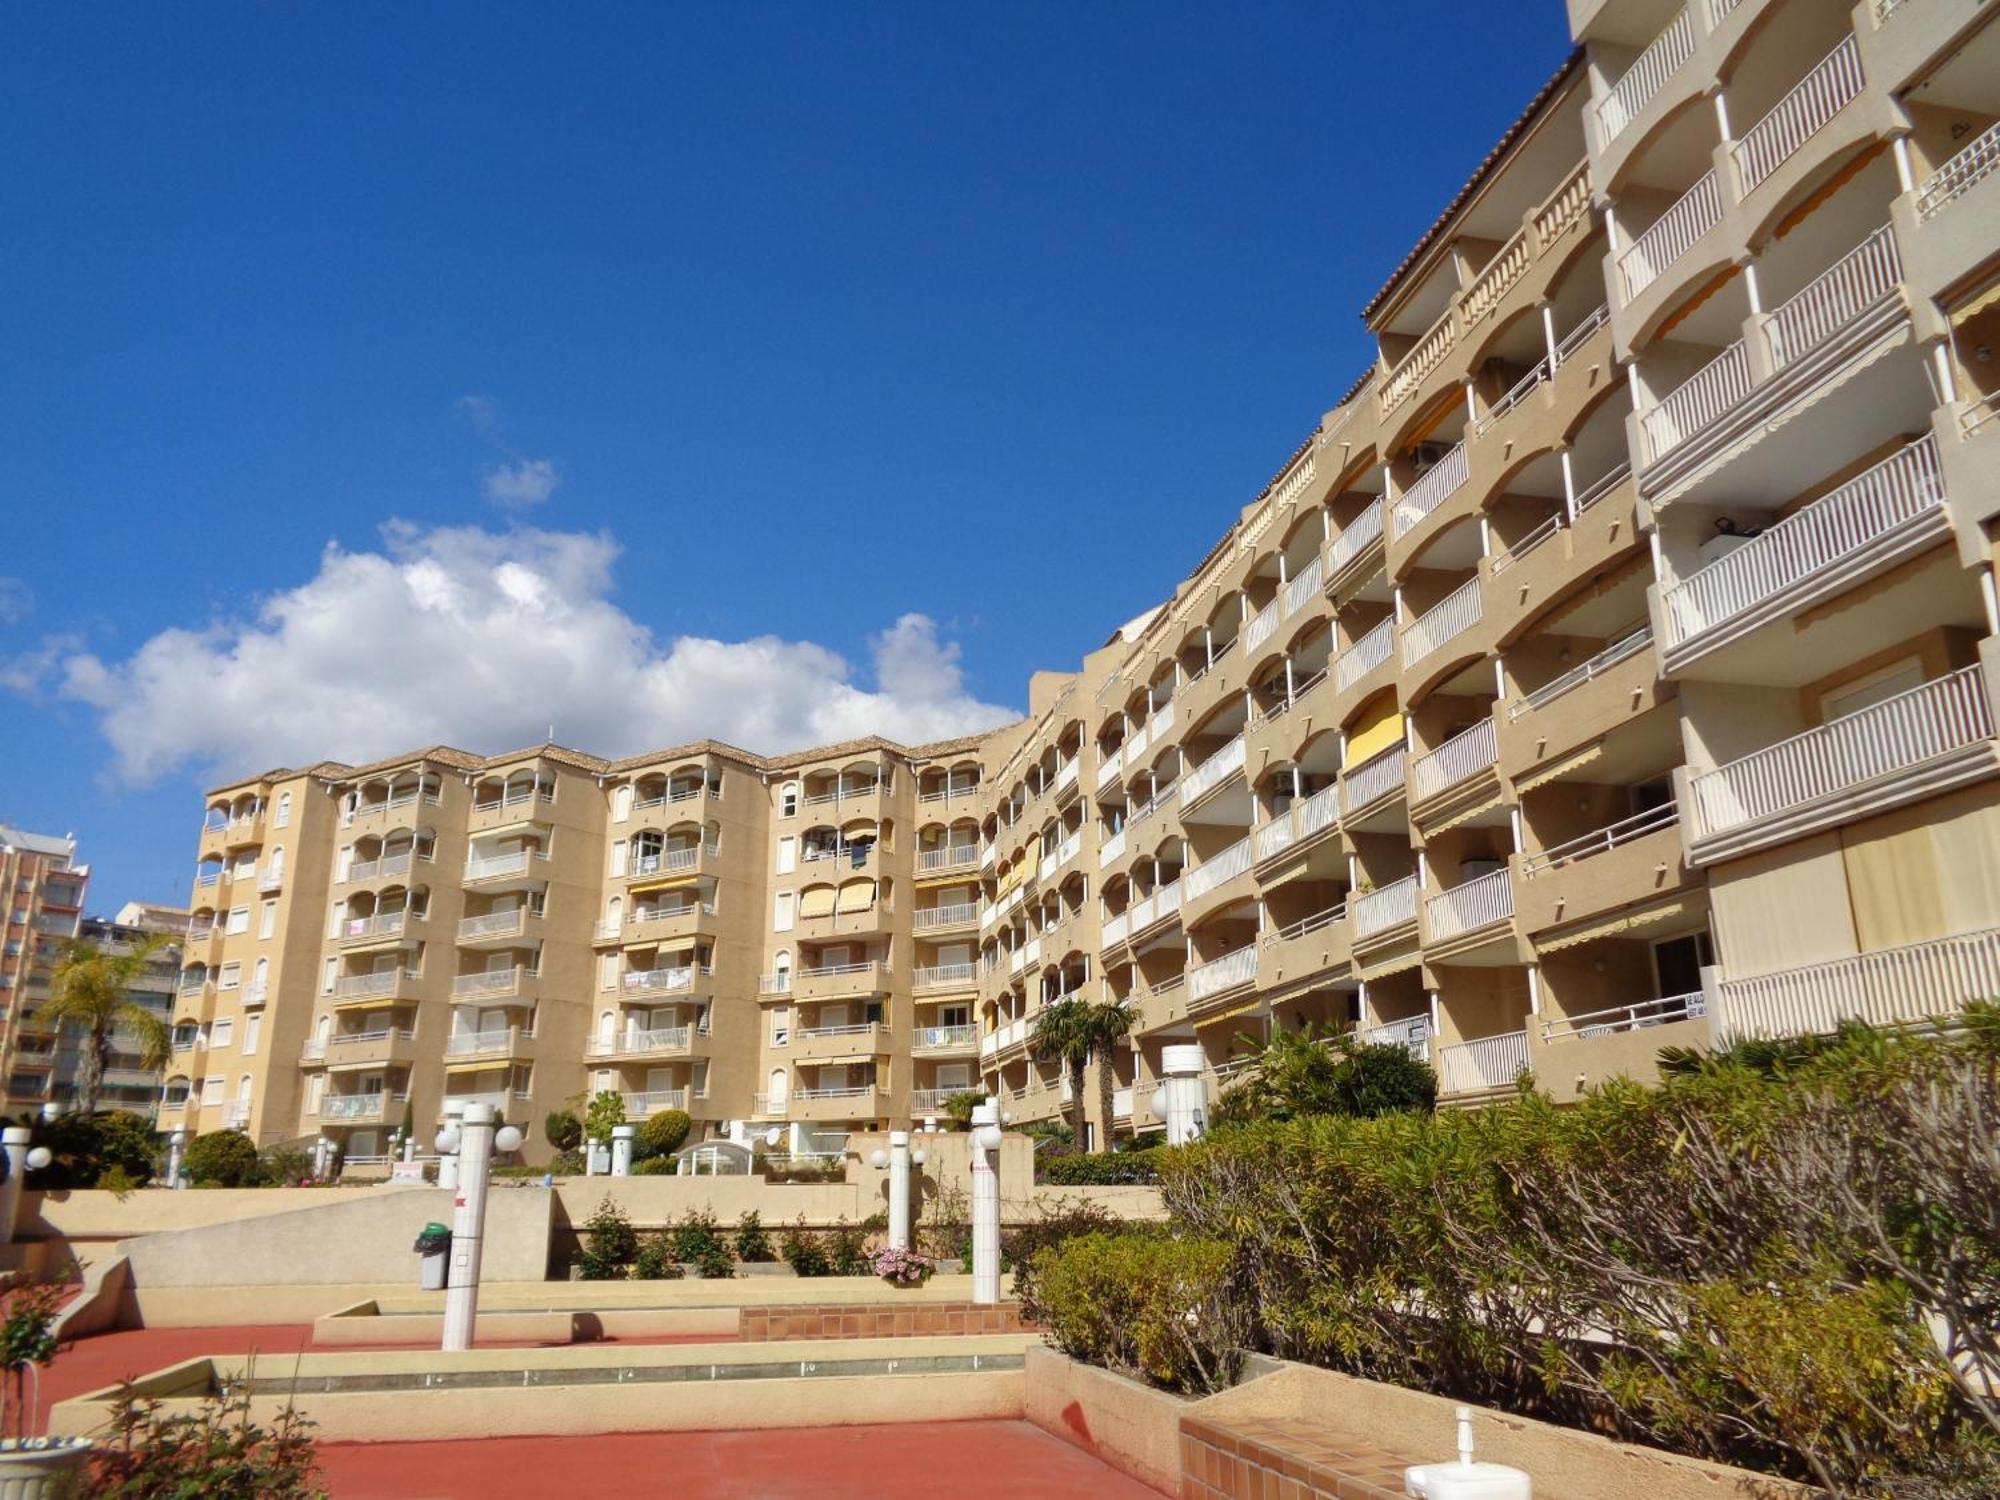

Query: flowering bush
[[869, 1244, 935, 1287]]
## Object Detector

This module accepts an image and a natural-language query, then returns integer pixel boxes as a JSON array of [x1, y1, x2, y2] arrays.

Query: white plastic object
[[1403, 1407, 1531, 1499]]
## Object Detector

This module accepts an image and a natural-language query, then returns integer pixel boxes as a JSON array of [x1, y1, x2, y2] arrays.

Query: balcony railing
[[1265, 899, 1348, 948], [465, 850, 538, 882], [1344, 745, 1407, 813], [320, 1092, 390, 1121], [621, 966, 703, 995], [1327, 499, 1384, 576], [1732, 36, 1864, 197], [1379, 309, 1458, 417], [913, 1024, 977, 1053], [1391, 442, 1469, 540], [1425, 869, 1514, 943], [1411, 718, 1498, 802], [1460, 230, 1531, 332], [631, 842, 717, 876], [622, 1088, 689, 1118], [1255, 783, 1339, 867], [1620, 169, 1720, 300], [1715, 925, 2000, 1040], [446, 1027, 532, 1058], [1765, 226, 1901, 371], [1336, 617, 1395, 692], [452, 966, 528, 999], [910, 1088, 966, 1114], [1101, 909, 1130, 948], [1917, 120, 2000, 221], [915, 902, 978, 930], [797, 959, 885, 984], [1401, 578, 1483, 668], [347, 852, 414, 883], [1354, 874, 1419, 939], [1098, 827, 1127, 868], [342, 912, 409, 943], [1595, 6, 1694, 144], [1509, 626, 1652, 720], [1111, 1085, 1134, 1121], [1358, 1015, 1432, 1061], [1127, 878, 1183, 935], [917, 844, 979, 873], [1541, 991, 1705, 1043], [913, 962, 976, 991], [1243, 597, 1281, 656], [1520, 801, 1680, 875], [1189, 946, 1257, 1002], [1437, 1030, 1530, 1095], [587, 1026, 689, 1058], [1662, 436, 1944, 651], [1282, 555, 1325, 618], [1642, 340, 1752, 463], [458, 908, 526, 942], [1691, 666, 1995, 842], [333, 969, 415, 1000], [1181, 736, 1246, 807], [802, 780, 885, 807], [1185, 836, 1252, 902]]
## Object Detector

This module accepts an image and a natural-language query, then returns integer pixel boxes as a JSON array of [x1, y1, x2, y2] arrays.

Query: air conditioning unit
[[1410, 442, 1451, 473]]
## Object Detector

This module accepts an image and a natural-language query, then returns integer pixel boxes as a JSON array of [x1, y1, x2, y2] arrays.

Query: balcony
[[445, 1026, 534, 1061], [1353, 874, 1419, 945], [1378, 308, 1458, 421], [914, 902, 978, 933], [791, 960, 889, 1002], [1184, 836, 1252, 905], [794, 1021, 888, 1061], [451, 966, 531, 1001], [1540, 991, 1706, 1043], [438, 1089, 527, 1122], [980, 1014, 1030, 1060], [1424, 869, 1515, 947], [1619, 169, 1721, 303], [1688, 666, 1998, 863], [778, 1085, 883, 1122], [1343, 745, 1407, 816], [1400, 578, 1483, 671], [310, 1027, 418, 1068], [346, 852, 414, 884], [1515, 803, 1689, 937], [458, 908, 529, 946], [1253, 784, 1340, 866], [618, 966, 708, 999], [609, 903, 717, 948], [1411, 718, 1498, 806], [620, 1088, 690, 1119], [1712, 925, 2000, 1040], [1326, 500, 1385, 584], [910, 1087, 967, 1114], [1188, 946, 1257, 1007], [341, 912, 413, 946], [1258, 902, 1351, 994], [1097, 827, 1127, 868], [319, 1092, 394, 1123], [916, 844, 980, 878], [1391, 442, 1469, 542], [1436, 1030, 1530, 1098], [586, 1026, 693, 1061], [1125, 879, 1183, 941], [912, 1023, 978, 1056], [628, 842, 716, 881], [1731, 36, 1865, 199], [332, 969, 418, 1005], [1181, 736, 1246, 809], [1336, 617, 1396, 695], [1916, 121, 2000, 222], [1594, 6, 1695, 146], [913, 962, 977, 994], [1358, 1014, 1432, 1062], [464, 849, 548, 886]]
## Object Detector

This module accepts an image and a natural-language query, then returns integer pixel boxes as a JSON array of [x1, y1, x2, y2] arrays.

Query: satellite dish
[[763, 1127, 782, 1147]]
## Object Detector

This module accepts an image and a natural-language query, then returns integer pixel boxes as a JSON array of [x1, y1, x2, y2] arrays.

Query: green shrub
[[257, 1144, 315, 1187], [91, 1384, 322, 1496], [1212, 1026, 1436, 1126], [549, 1148, 585, 1175], [1032, 1231, 1243, 1394], [544, 1111, 583, 1152], [735, 1211, 775, 1263], [632, 1155, 675, 1175], [780, 1217, 830, 1277], [583, 1089, 625, 1144], [940, 1091, 983, 1131], [824, 1218, 869, 1276], [1002, 1196, 1121, 1305], [633, 1237, 685, 1280], [668, 1208, 727, 1263], [27, 1110, 158, 1190], [757, 1156, 845, 1183], [1040, 1146, 1160, 1185], [184, 1129, 261, 1187], [635, 1109, 691, 1161], [921, 1182, 972, 1263], [579, 1196, 638, 1271]]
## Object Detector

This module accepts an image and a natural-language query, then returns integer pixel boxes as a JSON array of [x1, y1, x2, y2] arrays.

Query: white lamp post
[[1152, 1044, 1208, 1146], [610, 1124, 635, 1177], [869, 1131, 916, 1250], [438, 1102, 523, 1352], [969, 1101, 1003, 1305], [0, 1128, 29, 1243]]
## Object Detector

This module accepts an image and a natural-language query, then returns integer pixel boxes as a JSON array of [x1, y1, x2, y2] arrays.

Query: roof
[[1359, 48, 1584, 324], [0, 824, 76, 859]]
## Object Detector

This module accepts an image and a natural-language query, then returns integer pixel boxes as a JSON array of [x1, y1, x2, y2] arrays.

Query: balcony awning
[[1537, 895, 1700, 954], [1516, 739, 1604, 794], [1427, 789, 1506, 835], [627, 875, 697, 896], [442, 1056, 511, 1075], [1358, 949, 1423, 982], [799, 887, 838, 919], [835, 881, 877, 914], [1193, 997, 1265, 1027], [470, 819, 545, 841], [325, 1058, 392, 1074], [807, 1050, 881, 1066], [625, 933, 700, 956], [1950, 276, 2000, 326]]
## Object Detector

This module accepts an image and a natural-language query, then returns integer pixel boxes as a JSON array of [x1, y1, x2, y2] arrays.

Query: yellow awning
[[1194, 998, 1265, 1026], [627, 874, 697, 896], [443, 1056, 511, 1075], [836, 880, 876, 914], [800, 887, 838, 919], [1358, 949, 1423, 982], [325, 1059, 390, 1074], [1425, 789, 1504, 835], [626, 933, 699, 956], [1537, 896, 1699, 954], [1516, 739, 1604, 794], [1950, 277, 2000, 327]]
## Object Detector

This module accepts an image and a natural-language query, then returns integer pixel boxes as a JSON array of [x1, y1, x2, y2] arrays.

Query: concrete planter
[[1025, 1346, 1188, 1496], [0, 1438, 93, 1499]]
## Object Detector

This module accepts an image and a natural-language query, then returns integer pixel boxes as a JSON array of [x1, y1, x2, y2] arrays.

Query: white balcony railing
[[1358, 1014, 1432, 1061], [1542, 991, 1705, 1043], [1181, 736, 1246, 806], [1354, 874, 1419, 939], [1327, 499, 1385, 576], [1185, 836, 1252, 902], [1111, 1086, 1134, 1121], [914, 902, 978, 931], [464, 850, 534, 882], [457, 909, 524, 942], [1917, 120, 2000, 221], [1765, 225, 1900, 370], [1642, 339, 1752, 462], [912, 1024, 978, 1054], [1095, 742, 1125, 790], [1336, 617, 1395, 692], [1401, 578, 1483, 668], [347, 852, 414, 883], [587, 1026, 688, 1058], [1411, 718, 1498, 802], [1282, 554, 1325, 618], [1733, 36, 1864, 196], [913, 962, 976, 990], [333, 969, 414, 1000], [917, 844, 979, 873], [320, 1092, 387, 1121], [1127, 878, 1183, 936], [622, 1088, 689, 1118], [1101, 910, 1131, 947], [1098, 827, 1127, 868], [1189, 946, 1257, 1002], [446, 1028, 530, 1058], [1691, 666, 1995, 842], [1595, 7, 1695, 144], [1437, 1030, 1530, 1095], [1715, 925, 2000, 1040], [1509, 626, 1652, 719], [623, 965, 704, 995], [1344, 745, 1407, 813], [1519, 801, 1680, 875], [452, 966, 526, 999], [1380, 310, 1458, 416], [1243, 598, 1281, 656], [1662, 436, 1944, 650], [1425, 869, 1514, 943], [1391, 442, 1470, 540], [343, 912, 409, 942], [1619, 169, 1720, 300]]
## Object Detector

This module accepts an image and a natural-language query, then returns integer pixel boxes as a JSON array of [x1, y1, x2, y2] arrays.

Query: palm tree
[[1082, 999, 1135, 1150], [1030, 996, 1093, 1143], [40, 932, 173, 1115]]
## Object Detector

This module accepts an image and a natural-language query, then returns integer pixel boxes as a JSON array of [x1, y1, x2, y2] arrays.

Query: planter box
[[0, 1439, 93, 1500], [1025, 1346, 1187, 1497]]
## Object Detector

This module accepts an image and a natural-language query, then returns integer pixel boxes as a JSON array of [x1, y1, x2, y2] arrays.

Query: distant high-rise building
[[0, 823, 89, 1112]]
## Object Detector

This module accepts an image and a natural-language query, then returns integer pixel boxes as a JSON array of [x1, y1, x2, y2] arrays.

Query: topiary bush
[[1031, 1231, 1244, 1394], [544, 1111, 583, 1153], [184, 1129, 261, 1188], [635, 1109, 691, 1161]]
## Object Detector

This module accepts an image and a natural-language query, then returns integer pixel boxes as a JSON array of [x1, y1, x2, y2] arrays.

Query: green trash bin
[[414, 1221, 451, 1290]]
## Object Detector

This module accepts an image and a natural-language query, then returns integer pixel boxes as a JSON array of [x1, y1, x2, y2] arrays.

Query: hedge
[[1039, 1146, 1161, 1186]]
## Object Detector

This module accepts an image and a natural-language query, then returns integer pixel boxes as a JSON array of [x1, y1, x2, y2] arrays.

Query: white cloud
[[482, 458, 560, 509], [51, 522, 1017, 785], [0, 578, 32, 624]]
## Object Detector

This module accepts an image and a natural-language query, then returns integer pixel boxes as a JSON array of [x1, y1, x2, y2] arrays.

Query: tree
[[39, 933, 173, 1116], [1082, 1000, 1135, 1149], [544, 1110, 584, 1152], [1212, 1023, 1436, 1125], [1032, 996, 1093, 1143], [583, 1089, 626, 1144], [184, 1130, 260, 1187], [635, 1109, 691, 1160]]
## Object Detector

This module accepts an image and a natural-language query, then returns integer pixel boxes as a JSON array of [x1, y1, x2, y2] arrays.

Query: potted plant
[[0, 1275, 90, 1495], [868, 1244, 936, 1288]]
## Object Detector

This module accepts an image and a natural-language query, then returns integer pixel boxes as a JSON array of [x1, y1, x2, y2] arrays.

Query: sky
[[0, 2, 1573, 910]]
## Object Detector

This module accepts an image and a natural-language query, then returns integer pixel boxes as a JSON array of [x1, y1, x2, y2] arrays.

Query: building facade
[[0, 824, 90, 1113], [173, 0, 2000, 1161], [57, 903, 191, 1116]]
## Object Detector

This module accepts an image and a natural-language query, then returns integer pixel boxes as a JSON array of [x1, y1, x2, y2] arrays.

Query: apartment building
[[0, 823, 90, 1111], [175, 0, 2000, 1162], [55, 903, 191, 1117]]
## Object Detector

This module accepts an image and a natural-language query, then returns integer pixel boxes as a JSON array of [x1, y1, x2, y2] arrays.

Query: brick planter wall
[[739, 1300, 1032, 1341]]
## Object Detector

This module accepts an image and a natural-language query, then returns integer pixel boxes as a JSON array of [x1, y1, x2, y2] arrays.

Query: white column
[[1157, 1043, 1207, 1146], [610, 1124, 634, 1177], [887, 1129, 912, 1251], [1559, 448, 1578, 523], [1540, 303, 1560, 367], [969, 1100, 1003, 1305], [167, 1128, 188, 1188], [1891, 136, 1916, 195], [437, 1100, 466, 1191], [0, 1128, 28, 1242], [441, 1102, 497, 1353]]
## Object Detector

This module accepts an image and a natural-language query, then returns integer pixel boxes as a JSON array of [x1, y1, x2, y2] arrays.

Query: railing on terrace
[[622, 966, 702, 994], [1542, 991, 1705, 1042], [798, 960, 886, 983], [915, 903, 978, 930], [1283, 555, 1325, 617], [1336, 617, 1395, 691], [588, 1027, 688, 1057], [1111, 1086, 1134, 1120], [1620, 169, 1720, 300], [1964, 393, 2000, 440], [1691, 666, 1995, 840], [622, 1089, 690, 1117], [1412, 718, 1498, 802], [1509, 626, 1652, 719], [1643, 339, 1752, 462], [1354, 874, 1419, 939], [1425, 869, 1514, 942], [1391, 442, 1469, 540], [795, 1021, 882, 1042], [457, 909, 524, 941], [1185, 836, 1252, 902], [1182, 736, 1246, 806], [1189, 946, 1257, 1002], [1534, 160, 1594, 247], [472, 786, 554, 815], [1765, 225, 1900, 370], [1328, 499, 1384, 575], [1483, 302, 1612, 438], [917, 780, 980, 805], [465, 850, 537, 881], [630, 902, 713, 927], [917, 844, 979, 872], [1662, 435, 1943, 649], [1460, 230, 1531, 332], [1095, 742, 1125, 790], [1101, 909, 1131, 947], [1344, 745, 1407, 812], [1917, 120, 2000, 221], [913, 1024, 977, 1052], [1595, 7, 1694, 144], [1733, 36, 1864, 196], [1401, 577, 1483, 667], [802, 780, 885, 807], [333, 970, 415, 1000], [1055, 755, 1080, 793], [1520, 801, 1680, 875], [1488, 513, 1564, 575], [1264, 899, 1348, 946], [1128, 878, 1183, 934], [1358, 1014, 1432, 1061], [913, 962, 976, 990], [341, 912, 411, 942], [1715, 925, 2000, 1040], [348, 853, 414, 883], [446, 1027, 532, 1057], [1573, 461, 1634, 518], [1243, 598, 1281, 655], [1379, 310, 1458, 417], [452, 966, 527, 998], [320, 1093, 388, 1121], [1437, 1030, 1530, 1094], [1098, 827, 1127, 868]]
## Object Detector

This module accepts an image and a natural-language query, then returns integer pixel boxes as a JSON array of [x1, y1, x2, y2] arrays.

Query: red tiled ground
[[316, 1421, 1166, 1499]]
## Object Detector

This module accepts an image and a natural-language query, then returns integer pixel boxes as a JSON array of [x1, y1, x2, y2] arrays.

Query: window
[[322, 958, 337, 995], [774, 892, 795, 932], [598, 953, 619, 991], [202, 1075, 226, 1106], [226, 907, 249, 935], [776, 835, 796, 875], [242, 1014, 261, 1056], [770, 1006, 790, 1046], [336, 845, 353, 881], [780, 782, 799, 818], [610, 840, 628, 878], [274, 792, 292, 829], [266, 846, 285, 881], [232, 851, 258, 878], [1822, 657, 1924, 721], [612, 785, 634, 823], [210, 1017, 234, 1049], [1653, 932, 1715, 999], [218, 961, 242, 989], [259, 901, 277, 939]]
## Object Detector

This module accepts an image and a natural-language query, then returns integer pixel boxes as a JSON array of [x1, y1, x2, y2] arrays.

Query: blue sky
[[0, 2, 1572, 909]]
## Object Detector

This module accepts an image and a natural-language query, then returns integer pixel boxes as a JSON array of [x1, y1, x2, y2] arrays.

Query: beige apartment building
[[172, 0, 2000, 1161], [0, 824, 90, 1112]]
